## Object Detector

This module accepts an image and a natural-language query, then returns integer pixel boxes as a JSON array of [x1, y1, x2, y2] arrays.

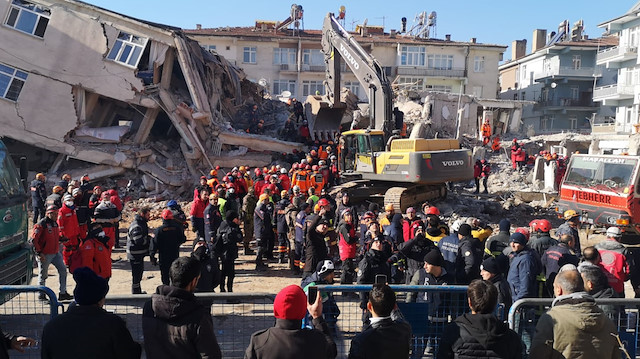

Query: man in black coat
[[480, 256, 512, 317], [485, 218, 510, 257], [304, 209, 330, 277], [396, 233, 436, 284], [455, 224, 483, 284], [254, 194, 274, 270], [191, 238, 220, 295], [30, 173, 47, 223], [357, 236, 392, 325], [150, 209, 187, 285], [126, 207, 152, 294], [216, 210, 243, 292], [41, 267, 141, 359], [348, 284, 411, 359], [142, 257, 222, 359], [437, 280, 522, 359], [204, 193, 224, 251]]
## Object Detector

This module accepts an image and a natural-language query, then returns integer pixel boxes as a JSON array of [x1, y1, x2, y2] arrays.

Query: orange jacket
[[80, 238, 112, 279], [310, 172, 326, 194], [292, 170, 310, 193], [481, 123, 492, 137]]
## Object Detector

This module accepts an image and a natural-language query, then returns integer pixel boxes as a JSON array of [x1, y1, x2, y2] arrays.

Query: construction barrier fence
[[508, 297, 640, 358]]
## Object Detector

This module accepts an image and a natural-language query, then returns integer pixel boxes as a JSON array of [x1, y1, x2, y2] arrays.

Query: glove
[[150, 256, 158, 266]]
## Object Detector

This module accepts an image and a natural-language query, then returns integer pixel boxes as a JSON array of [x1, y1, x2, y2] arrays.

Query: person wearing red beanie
[[245, 285, 337, 359]]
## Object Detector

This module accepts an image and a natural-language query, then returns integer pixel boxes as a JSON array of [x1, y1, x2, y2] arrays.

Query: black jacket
[[192, 246, 220, 292], [276, 199, 289, 234], [304, 215, 329, 274], [397, 235, 436, 284], [204, 203, 223, 244], [357, 249, 391, 307], [216, 220, 243, 261], [126, 214, 150, 260], [245, 318, 337, 359], [30, 179, 46, 206], [528, 233, 558, 259], [254, 201, 274, 240], [437, 313, 522, 359], [45, 193, 62, 209], [142, 285, 222, 359], [485, 231, 510, 256], [455, 236, 483, 284], [41, 305, 141, 359], [151, 220, 186, 264], [348, 311, 411, 359], [490, 273, 512, 315]]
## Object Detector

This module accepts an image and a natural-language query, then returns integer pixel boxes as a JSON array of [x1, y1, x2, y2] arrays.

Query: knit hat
[[510, 232, 527, 245], [273, 285, 307, 320], [225, 210, 239, 222], [481, 257, 501, 274], [499, 218, 511, 232], [458, 224, 472, 237], [73, 267, 109, 305], [423, 250, 444, 267]]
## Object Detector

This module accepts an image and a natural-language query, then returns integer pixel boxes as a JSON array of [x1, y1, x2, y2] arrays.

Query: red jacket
[[235, 176, 248, 194], [278, 174, 291, 191], [190, 197, 207, 218], [254, 180, 266, 196], [598, 240, 630, 293], [32, 217, 60, 255], [57, 204, 80, 243], [80, 238, 112, 279], [107, 190, 123, 212], [338, 221, 357, 260], [402, 218, 423, 242], [473, 163, 482, 178]]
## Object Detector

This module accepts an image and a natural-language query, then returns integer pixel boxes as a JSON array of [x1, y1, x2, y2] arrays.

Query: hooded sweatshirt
[[142, 285, 222, 359], [529, 292, 620, 359], [438, 313, 522, 359]]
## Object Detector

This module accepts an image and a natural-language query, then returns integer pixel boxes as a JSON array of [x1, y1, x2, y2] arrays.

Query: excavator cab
[[340, 129, 385, 174]]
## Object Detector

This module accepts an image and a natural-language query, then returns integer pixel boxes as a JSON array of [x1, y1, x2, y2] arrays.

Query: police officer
[[254, 194, 273, 270], [127, 207, 152, 294], [151, 209, 187, 285], [276, 191, 290, 264], [45, 186, 64, 210], [216, 211, 243, 292], [30, 173, 47, 223], [204, 193, 224, 252], [32, 205, 73, 301]]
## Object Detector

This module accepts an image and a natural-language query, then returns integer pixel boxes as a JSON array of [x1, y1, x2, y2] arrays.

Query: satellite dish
[[281, 90, 292, 98], [363, 18, 368, 27], [258, 78, 268, 87], [551, 82, 557, 88]]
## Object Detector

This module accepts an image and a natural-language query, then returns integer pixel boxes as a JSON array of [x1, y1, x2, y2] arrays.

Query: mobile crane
[[312, 13, 473, 210]]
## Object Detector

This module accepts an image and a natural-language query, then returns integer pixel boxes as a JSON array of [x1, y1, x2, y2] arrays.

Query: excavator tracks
[[330, 180, 447, 212]]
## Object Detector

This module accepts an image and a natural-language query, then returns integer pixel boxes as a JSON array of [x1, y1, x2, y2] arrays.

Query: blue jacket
[[438, 232, 459, 278], [507, 248, 541, 302]]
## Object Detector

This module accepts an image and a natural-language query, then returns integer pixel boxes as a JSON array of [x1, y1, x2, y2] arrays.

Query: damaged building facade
[[0, 0, 300, 193]]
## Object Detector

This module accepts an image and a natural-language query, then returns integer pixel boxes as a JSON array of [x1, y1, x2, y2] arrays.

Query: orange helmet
[[210, 169, 217, 176], [161, 209, 173, 220]]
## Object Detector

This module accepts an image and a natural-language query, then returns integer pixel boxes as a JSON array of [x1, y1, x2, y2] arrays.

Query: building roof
[[598, 1, 640, 28], [184, 26, 507, 49], [71, 0, 182, 32]]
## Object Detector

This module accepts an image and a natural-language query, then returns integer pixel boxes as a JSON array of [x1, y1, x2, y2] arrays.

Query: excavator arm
[[320, 13, 394, 139]]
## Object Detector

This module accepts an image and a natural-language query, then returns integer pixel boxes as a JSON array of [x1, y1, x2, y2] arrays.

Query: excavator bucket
[[304, 95, 346, 142]]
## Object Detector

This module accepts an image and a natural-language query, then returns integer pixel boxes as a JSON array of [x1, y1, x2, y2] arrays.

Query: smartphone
[[375, 274, 387, 284], [307, 286, 318, 305]]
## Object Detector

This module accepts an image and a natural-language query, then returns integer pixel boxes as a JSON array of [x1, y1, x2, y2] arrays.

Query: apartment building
[[185, 21, 506, 101], [592, 2, 640, 154], [499, 23, 617, 135]]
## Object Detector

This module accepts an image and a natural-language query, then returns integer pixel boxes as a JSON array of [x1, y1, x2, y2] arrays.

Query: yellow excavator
[[309, 13, 473, 210]]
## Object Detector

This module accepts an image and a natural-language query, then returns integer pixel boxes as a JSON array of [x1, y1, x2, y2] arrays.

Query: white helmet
[[293, 185, 301, 192], [317, 260, 334, 278], [450, 219, 465, 233], [280, 168, 287, 174], [301, 159, 308, 165]]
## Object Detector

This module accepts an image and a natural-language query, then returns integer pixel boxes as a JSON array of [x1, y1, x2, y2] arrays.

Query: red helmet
[[363, 211, 376, 220], [292, 163, 299, 170], [536, 219, 551, 233], [161, 209, 174, 220], [305, 165, 311, 170], [426, 206, 440, 215], [310, 150, 317, 157], [529, 219, 538, 231], [515, 227, 530, 240], [318, 198, 330, 207], [312, 165, 319, 171]]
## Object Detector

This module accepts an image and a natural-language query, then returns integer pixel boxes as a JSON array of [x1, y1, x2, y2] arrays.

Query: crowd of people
[[21, 138, 634, 358]]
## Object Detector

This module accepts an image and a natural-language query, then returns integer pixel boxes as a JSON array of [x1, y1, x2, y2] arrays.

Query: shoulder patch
[[465, 251, 471, 257]]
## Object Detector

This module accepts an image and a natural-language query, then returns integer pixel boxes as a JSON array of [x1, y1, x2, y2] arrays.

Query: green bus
[[0, 138, 32, 286]]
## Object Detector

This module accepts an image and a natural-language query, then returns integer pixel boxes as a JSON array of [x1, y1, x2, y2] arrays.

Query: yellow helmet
[[259, 193, 269, 201], [385, 203, 394, 211], [239, 166, 246, 172], [564, 210, 579, 220]]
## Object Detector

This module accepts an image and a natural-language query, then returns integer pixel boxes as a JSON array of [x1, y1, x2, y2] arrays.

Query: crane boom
[[321, 13, 394, 138]]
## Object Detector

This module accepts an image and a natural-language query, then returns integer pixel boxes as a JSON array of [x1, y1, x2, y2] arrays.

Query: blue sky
[[87, 1, 633, 60]]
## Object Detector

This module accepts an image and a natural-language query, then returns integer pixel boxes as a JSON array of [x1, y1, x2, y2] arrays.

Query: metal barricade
[[508, 298, 640, 357], [0, 285, 63, 358], [104, 292, 276, 359], [316, 285, 469, 359]]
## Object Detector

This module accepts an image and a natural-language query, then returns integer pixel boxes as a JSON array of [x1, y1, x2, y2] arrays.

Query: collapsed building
[[0, 0, 301, 195]]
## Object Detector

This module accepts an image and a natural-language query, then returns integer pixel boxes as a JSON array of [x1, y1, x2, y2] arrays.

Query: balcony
[[596, 45, 638, 65], [397, 66, 465, 78], [534, 66, 599, 81], [533, 98, 598, 111], [593, 84, 634, 101], [591, 118, 617, 134]]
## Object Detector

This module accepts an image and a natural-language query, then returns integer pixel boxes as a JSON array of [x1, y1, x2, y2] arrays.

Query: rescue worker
[[93, 192, 120, 250], [89, 186, 102, 210], [379, 204, 395, 230], [294, 203, 312, 274], [127, 207, 152, 294], [528, 219, 557, 258], [151, 209, 187, 285], [204, 193, 224, 252], [190, 187, 209, 240], [254, 194, 274, 270], [292, 164, 310, 195], [79, 223, 112, 280], [167, 200, 188, 230], [304, 209, 331, 278], [481, 119, 492, 146], [455, 224, 483, 284], [30, 172, 47, 223], [278, 168, 291, 191], [310, 165, 326, 195], [479, 160, 490, 194], [76, 174, 93, 239], [58, 194, 81, 268], [56, 173, 71, 189], [276, 191, 290, 264], [556, 209, 581, 254], [402, 207, 422, 242], [510, 139, 520, 170], [595, 227, 631, 297], [491, 136, 501, 152], [192, 237, 220, 295], [194, 176, 211, 201], [207, 169, 220, 190], [241, 187, 257, 255], [215, 211, 243, 292], [32, 205, 73, 301], [541, 233, 578, 296], [337, 209, 358, 284], [307, 187, 319, 206], [45, 185, 64, 210]]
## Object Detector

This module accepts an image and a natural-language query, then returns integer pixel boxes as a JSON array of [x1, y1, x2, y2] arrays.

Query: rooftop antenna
[[404, 10, 437, 39]]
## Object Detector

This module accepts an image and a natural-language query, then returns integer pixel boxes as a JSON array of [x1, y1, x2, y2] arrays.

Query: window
[[400, 46, 426, 66], [427, 54, 453, 70], [396, 76, 425, 91], [302, 80, 324, 96], [569, 116, 577, 129], [302, 49, 324, 66], [571, 87, 579, 100], [472, 86, 483, 97], [273, 48, 296, 65], [0, 63, 28, 101], [473, 56, 485, 72], [4, 0, 50, 38], [630, 26, 639, 47], [572, 55, 581, 70], [273, 80, 296, 96], [521, 65, 527, 80], [344, 81, 361, 98], [202, 45, 216, 53], [425, 84, 452, 93], [106, 31, 148, 67], [243, 47, 256, 64]]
